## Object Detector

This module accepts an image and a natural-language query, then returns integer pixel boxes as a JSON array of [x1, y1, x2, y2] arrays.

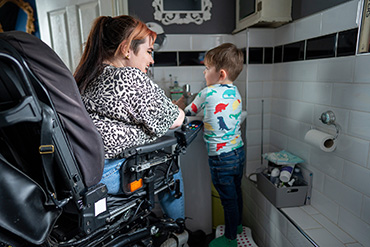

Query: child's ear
[[219, 69, 227, 81]]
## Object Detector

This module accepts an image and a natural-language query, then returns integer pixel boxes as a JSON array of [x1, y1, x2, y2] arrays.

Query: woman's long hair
[[74, 15, 156, 92]]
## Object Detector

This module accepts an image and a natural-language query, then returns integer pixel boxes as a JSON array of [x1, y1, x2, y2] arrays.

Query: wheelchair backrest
[[0, 31, 105, 188]]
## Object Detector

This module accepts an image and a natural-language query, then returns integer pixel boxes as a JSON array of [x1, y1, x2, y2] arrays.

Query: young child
[[184, 43, 245, 247]]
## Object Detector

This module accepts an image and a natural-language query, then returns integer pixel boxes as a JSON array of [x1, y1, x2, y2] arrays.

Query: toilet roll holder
[[319, 110, 341, 140]]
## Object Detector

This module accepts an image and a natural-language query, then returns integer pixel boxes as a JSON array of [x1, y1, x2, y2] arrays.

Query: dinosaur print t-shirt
[[184, 84, 244, 156]]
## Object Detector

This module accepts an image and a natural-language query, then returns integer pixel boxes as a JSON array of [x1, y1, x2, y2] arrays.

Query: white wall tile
[[311, 189, 340, 223], [354, 54, 370, 83], [323, 176, 363, 217], [272, 229, 295, 247], [279, 118, 301, 139], [274, 22, 295, 46], [233, 30, 247, 48], [258, 207, 278, 242], [247, 64, 274, 82], [270, 130, 288, 150], [248, 81, 264, 99], [362, 195, 370, 225], [309, 149, 344, 180], [271, 99, 290, 117], [247, 130, 270, 146], [345, 243, 366, 247], [191, 34, 229, 50], [289, 101, 314, 123], [300, 205, 320, 215], [274, 61, 318, 82], [332, 83, 370, 113], [247, 28, 275, 47], [343, 161, 370, 197], [265, 202, 289, 237], [294, 13, 322, 41], [270, 114, 282, 132], [321, 0, 359, 36], [247, 114, 271, 131], [348, 111, 370, 141], [161, 35, 191, 51], [302, 82, 332, 105], [312, 214, 355, 244], [280, 82, 303, 101], [305, 228, 345, 247], [316, 57, 355, 83], [263, 81, 274, 98], [248, 98, 271, 115], [307, 165, 325, 192], [286, 220, 316, 247], [247, 144, 266, 162], [190, 66, 206, 81], [338, 207, 370, 247], [282, 207, 322, 230], [335, 134, 370, 167]]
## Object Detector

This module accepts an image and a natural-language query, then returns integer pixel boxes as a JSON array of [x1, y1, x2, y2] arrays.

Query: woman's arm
[[170, 107, 185, 129]]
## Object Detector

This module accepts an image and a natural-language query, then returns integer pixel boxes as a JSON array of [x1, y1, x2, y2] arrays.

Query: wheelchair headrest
[[0, 31, 105, 187]]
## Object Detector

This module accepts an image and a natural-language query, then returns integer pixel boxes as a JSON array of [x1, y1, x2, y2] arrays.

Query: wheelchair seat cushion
[[0, 31, 105, 187]]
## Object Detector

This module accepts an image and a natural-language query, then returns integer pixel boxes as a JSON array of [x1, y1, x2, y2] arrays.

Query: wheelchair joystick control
[[181, 123, 189, 131], [175, 120, 203, 148]]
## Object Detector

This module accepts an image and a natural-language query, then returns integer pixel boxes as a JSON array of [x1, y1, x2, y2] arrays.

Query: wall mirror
[[152, 0, 212, 25], [0, 0, 35, 34], [358, 0, 370, 53]]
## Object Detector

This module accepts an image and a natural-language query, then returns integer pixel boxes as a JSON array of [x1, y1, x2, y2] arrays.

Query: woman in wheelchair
[[73, 15, 186, 221], [0, 13, 205, 246]]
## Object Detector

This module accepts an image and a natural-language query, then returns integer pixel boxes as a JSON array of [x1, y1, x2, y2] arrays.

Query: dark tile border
[[249, 28, 358, 64]]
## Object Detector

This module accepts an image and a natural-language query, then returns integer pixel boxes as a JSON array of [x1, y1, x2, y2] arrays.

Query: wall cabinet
[[234, 0, 292, 33]]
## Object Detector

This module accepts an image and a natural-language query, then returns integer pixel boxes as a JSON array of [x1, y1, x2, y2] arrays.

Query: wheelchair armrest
[[120, 135, 177, 158]]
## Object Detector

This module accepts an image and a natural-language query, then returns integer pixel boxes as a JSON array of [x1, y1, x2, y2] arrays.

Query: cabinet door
[[36, 0, 128, 72]]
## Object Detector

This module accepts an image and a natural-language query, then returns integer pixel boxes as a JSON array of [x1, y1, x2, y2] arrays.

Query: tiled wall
[[244, 0, 370, 246], [151, 33, 247, 104]]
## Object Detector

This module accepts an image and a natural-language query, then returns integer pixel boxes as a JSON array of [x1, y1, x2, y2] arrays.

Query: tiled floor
[[281, 205, 361, 247]]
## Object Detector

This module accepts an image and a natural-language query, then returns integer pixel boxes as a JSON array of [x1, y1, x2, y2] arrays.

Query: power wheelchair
[[0, 31, 202, 247]]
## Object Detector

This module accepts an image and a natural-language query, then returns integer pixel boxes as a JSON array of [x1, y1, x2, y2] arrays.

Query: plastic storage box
[[257, 173, 309, 208]]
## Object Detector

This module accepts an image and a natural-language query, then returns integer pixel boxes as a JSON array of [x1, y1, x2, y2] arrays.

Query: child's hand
[[173, 96, 186, 110]]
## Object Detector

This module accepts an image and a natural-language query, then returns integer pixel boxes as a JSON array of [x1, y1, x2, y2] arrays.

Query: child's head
[[203, 43, 244, 86]]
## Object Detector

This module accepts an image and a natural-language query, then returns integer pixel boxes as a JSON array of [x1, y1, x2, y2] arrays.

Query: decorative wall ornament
[[152, 0, 212, 25], [0, 0, 35, 34]]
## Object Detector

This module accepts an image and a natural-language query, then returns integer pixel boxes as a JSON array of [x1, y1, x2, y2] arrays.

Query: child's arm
[[184, 88, 207, 116]]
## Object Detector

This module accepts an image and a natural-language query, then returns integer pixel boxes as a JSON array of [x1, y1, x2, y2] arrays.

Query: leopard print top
[[81, 65, 179, 159]]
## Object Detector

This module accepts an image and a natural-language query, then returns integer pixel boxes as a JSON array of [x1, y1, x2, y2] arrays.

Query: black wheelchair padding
[[0, 31, 105, 188]]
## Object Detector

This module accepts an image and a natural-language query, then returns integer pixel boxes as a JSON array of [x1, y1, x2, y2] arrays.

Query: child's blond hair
[[204, 43, 244, 82]]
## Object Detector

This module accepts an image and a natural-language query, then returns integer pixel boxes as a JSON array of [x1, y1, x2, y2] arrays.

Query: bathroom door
[[36, 0, 128, 72]]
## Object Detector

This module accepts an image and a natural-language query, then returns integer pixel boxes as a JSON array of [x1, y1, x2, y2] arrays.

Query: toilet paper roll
[[304, 129, 336, 152]]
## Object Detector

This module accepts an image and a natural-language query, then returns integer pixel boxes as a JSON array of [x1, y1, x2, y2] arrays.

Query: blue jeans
[[100, 158, 185, 220], [208, 146, 245, 240], [157, 170, 185, 220]]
